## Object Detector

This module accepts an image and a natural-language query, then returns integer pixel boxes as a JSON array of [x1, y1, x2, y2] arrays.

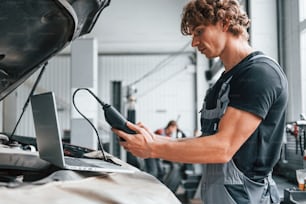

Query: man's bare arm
[[151, 107, 262, 163]]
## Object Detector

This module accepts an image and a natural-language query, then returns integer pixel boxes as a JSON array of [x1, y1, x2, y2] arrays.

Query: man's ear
[[222, 19, 230, 32]]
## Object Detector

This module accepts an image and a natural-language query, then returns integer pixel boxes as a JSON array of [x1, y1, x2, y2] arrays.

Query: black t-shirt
[[204, 51, 288, 179]]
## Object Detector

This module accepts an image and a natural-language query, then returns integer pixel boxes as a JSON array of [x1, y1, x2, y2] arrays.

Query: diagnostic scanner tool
[[102, 103, 136, 135]]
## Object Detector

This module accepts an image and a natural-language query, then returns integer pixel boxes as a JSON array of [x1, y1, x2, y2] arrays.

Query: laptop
[[30, 91, 134, 174]]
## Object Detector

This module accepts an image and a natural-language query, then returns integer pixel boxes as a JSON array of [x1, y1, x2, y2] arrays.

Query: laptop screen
[[31, 92, 66, 167]]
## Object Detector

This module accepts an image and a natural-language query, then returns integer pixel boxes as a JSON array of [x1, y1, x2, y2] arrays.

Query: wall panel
[[13, 56, 71, 137], [98, 53, 197, 142]]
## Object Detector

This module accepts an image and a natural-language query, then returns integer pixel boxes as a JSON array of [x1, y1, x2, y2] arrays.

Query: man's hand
[[112, 122, 156, 158]]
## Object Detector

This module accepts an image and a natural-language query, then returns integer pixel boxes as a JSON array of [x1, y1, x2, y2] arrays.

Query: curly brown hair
[[181, 0, 250, 39]]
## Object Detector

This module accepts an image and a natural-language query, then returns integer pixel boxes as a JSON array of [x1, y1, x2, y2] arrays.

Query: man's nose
[[191, 37, 199, 47]]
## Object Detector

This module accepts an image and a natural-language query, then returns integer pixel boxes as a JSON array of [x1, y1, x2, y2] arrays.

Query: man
[[154, 120, 178, 138], [113, 0, 288, 203]]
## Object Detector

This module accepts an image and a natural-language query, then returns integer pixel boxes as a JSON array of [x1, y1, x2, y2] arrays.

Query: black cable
[[138, 66, 187, 98], [10, 62, 48, 138], [128, 41, 191, 87], [72, 88, 108, 161]]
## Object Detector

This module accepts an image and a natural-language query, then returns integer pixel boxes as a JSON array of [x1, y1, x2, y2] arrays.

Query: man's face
[[190, 22, 227, 59], [166, 125, 177, 137]]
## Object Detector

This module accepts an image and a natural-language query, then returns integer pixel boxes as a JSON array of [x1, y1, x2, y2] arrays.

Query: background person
[[154, 120, 178, 138]]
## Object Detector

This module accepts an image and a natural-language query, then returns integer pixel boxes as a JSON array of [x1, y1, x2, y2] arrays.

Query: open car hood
[[0, 0, 110, 101]]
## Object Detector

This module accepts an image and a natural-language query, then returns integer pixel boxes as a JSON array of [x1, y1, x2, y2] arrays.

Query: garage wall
[[8, 51, 200, 141], [249, 0, 278, 61], [86, 0, 191, 53], [279, 1, 303, 121], [98, 52, 198, 143]]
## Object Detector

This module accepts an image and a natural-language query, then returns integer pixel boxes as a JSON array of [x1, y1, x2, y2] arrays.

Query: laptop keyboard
[[65, 157, 102, 167]]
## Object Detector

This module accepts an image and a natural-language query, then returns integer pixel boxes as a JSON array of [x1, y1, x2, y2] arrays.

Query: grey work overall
[[200, 75, 280, 204]]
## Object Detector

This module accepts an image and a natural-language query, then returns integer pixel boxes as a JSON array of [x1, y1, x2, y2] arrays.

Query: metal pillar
[[70, 38, 98, 150], [111, 81, 122, 158]]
